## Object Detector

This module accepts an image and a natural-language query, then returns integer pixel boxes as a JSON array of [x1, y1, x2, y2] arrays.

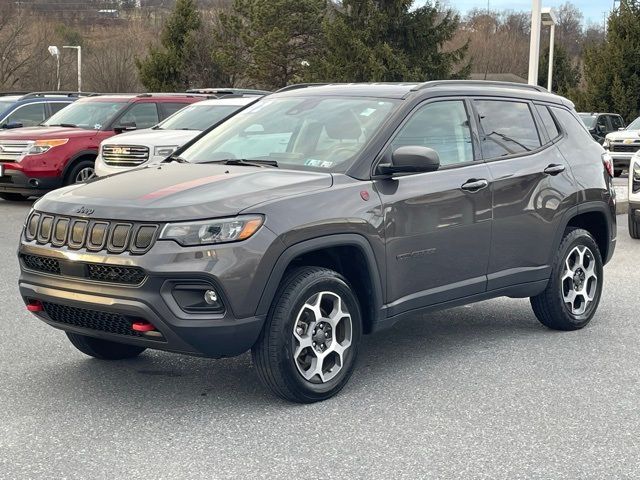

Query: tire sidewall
[[274, 274, 362, 401], [555, 230, 603, 327], [65, 159, 95, 186]]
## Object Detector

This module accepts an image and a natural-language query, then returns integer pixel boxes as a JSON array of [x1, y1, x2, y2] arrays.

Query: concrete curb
[[615, 186, 628, 215]]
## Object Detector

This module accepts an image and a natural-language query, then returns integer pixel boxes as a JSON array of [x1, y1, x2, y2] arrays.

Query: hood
[[102, 129, 199, 148], [0, 126, 96, 140], [34, 163, 333, 221], [606, 129, 640, 141]]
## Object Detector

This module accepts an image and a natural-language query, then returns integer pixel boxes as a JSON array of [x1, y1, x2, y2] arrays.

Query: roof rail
[[19, 91, 99, 100], [186, 88, 271, 96], [412, 80, 548, 93], [275, 83, 330, 93], [136, 92, 215, 98]]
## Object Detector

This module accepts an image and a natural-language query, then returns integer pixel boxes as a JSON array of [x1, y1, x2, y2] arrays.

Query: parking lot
[[1, 192, 640, 478]]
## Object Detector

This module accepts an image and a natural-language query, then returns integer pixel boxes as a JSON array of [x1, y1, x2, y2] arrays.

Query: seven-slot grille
[[25, 212, 159, 254], [0, 140, 33, 162], [41, 302, 151, 338], [102, 144, 150, 167], [20, 254, 147, 285]]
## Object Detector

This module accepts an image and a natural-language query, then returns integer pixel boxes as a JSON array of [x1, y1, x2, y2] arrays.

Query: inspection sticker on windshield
[[305, 159, 334, 168]]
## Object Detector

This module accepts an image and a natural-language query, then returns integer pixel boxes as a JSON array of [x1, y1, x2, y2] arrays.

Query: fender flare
[[255, 234, 385, 327]]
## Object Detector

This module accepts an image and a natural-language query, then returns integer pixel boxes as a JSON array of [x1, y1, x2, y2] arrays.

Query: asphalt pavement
[[1, 199, 639, 479]]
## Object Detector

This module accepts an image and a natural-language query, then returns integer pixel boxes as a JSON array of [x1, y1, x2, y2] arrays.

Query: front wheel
[[66, 332, 146, 360], [252, 266, 362, 403], [530, 228, 603, 331], [65, 159, 96, 185]]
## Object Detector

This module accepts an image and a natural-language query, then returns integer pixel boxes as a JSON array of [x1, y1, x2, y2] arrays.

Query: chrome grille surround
[[0, 140, 33, 162], [102, 144, 150, 167]]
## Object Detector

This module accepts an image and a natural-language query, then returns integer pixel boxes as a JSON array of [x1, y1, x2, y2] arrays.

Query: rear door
[[475, 98, 577, 290], [375, 98, 492, 315]]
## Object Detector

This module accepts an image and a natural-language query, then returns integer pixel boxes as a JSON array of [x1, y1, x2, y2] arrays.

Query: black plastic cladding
[[24, 211, 159, 255]]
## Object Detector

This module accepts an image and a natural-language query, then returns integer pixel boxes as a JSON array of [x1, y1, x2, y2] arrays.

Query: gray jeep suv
[[18, 81, 617, 403]]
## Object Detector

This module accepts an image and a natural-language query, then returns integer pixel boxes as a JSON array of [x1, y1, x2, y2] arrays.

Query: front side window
[[157, 104, 241, 131], [6, 103, 45, 126], [610, 115, 624, 130], [115, 103, 159, 129], [390, 100, 473, 166], [43, 99, 128, 129], [596, 115, 609, 132], [475, 100, 541, 159], [180, 96, 399, 172]]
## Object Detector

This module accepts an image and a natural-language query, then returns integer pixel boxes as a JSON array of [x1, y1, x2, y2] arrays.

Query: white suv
[[629, 152, 640, 238], [95, 96, 260, 177], [604, 116, 640, 177]]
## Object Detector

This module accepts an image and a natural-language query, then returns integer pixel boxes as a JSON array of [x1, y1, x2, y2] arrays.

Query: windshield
[[579, 114, 596, 129], [43, 100, 128, 129], [179, 96, 399, 172], [156, 104, 242, 131], [627, 117, 640, 130]]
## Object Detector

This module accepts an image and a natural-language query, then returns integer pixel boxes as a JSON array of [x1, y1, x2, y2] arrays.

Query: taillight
[[602, 152, 614, 177]]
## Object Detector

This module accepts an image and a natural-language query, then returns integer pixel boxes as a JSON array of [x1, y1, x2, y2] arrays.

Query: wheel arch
[[62, 150, 98, 183], [256, 234, 385, 334]]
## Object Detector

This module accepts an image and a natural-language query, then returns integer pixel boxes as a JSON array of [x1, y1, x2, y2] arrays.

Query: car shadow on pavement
[[21, 299, 558, 409]]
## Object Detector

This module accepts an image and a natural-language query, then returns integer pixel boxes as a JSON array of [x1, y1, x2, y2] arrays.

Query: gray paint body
[[18, 82, 617, 357]]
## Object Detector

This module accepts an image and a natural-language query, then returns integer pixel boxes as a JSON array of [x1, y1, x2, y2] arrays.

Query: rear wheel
[[65, 159, 96, 185], [252, 266, 362, 403], [630, 212, 640, 239], [530, 228, 603, 331], [66, 332, 146, 360], [0, 193, 27, 201]]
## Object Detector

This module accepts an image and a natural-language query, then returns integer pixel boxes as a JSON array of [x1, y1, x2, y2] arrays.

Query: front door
[[375, 99, 492, 316]]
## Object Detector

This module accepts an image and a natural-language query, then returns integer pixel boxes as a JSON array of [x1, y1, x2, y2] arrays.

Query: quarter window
[[536, 105, 561, 140], [390, 100, 473, 167], [475, 100, 541, 159]]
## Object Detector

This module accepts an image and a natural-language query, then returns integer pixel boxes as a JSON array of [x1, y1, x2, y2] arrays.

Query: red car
[[0, 94, 205, 200]]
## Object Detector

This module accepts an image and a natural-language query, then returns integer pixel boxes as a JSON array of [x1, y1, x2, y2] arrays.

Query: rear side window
[[161, 102, 190, 119], [610, 115, 624, 130], [49, 102, 71, 115], [550, 107, 595, 143], [535, 105, 561, 140], [474, 100, 541, 159]]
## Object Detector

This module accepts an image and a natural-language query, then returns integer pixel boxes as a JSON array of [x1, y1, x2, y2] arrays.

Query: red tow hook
[[132, 321, 156, 332], [26, 300, 44, 312]]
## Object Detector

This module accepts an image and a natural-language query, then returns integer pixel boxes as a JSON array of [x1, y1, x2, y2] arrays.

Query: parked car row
[[0, 91, 87, 129], [0, 90, 267, 201]]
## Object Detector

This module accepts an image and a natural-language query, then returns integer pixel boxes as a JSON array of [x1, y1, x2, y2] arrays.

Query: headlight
[[159, 215, 264, 246], [603, 138, 611, 148], [154, 145, 179, 157], [27, 139, 69, 155]]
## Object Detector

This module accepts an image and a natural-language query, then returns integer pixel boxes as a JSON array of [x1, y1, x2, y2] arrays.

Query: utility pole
[[528, 0, 542, 85]]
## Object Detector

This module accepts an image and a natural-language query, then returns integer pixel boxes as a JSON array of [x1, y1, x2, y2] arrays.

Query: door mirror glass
[[378, 146, 440, 175]]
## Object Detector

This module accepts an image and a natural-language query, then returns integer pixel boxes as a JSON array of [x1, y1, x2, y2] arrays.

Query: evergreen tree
[[136, 0, 201, 91], [311, 0, 469, 82], [538, 43, 580, 95], [581, 0, 640, 122]]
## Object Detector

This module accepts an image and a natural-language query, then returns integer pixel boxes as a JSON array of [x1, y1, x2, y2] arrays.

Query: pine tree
[[136, 0, 202, 91], [538, 43, 580, 95]]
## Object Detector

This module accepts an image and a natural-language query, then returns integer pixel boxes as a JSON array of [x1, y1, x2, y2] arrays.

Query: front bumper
[[0, 164, 62, 195], [18, 229, 279, 358]]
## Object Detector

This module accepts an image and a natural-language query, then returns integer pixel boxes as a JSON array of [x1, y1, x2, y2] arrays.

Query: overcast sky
[[441, 0, 615, 25]]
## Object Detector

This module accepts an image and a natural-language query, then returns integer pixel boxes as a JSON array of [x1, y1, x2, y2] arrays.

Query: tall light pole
[[63, 45, 82, 92], [542, 8, 557, 92], [47, 45, 60, 91], [528, 0, 542, 85]]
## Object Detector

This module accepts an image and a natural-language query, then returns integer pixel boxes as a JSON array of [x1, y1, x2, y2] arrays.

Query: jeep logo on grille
[[76, 206, 95, 216]]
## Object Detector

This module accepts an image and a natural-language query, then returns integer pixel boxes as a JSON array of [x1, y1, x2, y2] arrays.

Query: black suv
[[579, 112, 625, 144], [18, 81, 617, 403]]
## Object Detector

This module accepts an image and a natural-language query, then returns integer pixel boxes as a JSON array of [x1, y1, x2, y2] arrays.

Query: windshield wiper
[[47, 123, 78, 128], [203, 158, 279, 168]]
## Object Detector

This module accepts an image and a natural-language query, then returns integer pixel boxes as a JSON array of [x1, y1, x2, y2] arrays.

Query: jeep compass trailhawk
[[18, 82, 617, 403]]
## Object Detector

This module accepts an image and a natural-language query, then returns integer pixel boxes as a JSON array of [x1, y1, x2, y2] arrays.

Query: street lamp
[[63, 45, 82, 92], [528, 0, 542, 85], [47, 46, 60, 91], [541, 8, 557, 92]]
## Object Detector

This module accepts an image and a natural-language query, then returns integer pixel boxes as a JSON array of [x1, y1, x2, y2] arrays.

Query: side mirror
[[618, 127, 625, 131], [377, 146, 440, 176], [4, 121, 23, 129], [114, 122, 136, 134]]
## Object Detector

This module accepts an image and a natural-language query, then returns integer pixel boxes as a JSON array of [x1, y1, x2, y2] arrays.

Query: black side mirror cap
[[4, 121, 23, 129], [376, 146, 441, 177]]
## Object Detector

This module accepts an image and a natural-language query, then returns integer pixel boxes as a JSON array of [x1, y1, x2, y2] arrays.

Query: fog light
[[204, 290, 218, 304]]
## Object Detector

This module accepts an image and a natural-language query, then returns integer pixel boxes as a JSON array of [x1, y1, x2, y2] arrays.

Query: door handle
[[461, 179, 489, 192], [543, 164, 566, 175]]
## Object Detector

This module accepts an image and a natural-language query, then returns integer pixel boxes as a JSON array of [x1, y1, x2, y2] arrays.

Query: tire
[[252, 266, 362, 403], [0, 193, 27, 201], [530, 228, 603, 331], [614, 169, 622, 177], [65, 159, 96, 185], [66, 332, 146, 360], [630, 212, 640, 239]]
